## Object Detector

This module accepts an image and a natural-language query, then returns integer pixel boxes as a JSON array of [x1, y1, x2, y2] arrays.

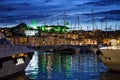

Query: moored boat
[[0, 33, 34, 79], [95, 39, 120, 72]]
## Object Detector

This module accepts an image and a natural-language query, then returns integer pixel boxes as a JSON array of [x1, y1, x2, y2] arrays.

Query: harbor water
[[6, 51, 120, 80]]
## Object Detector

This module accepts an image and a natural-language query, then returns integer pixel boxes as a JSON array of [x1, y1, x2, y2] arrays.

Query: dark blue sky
[[0, 0, 120, 30]]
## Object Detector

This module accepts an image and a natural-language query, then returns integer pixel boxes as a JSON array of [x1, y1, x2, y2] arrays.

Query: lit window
[[16, 58, 24, 65]]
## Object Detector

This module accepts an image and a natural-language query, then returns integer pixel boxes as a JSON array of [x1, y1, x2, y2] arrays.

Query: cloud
[[0, 6, 16, 12], [45, 0, 53, 3], [80, 0, 120, 6], [0, 0, 120, 27], [82, 10, 120, 22]]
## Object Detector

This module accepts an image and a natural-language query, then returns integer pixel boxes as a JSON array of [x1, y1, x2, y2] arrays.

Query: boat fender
[[13, 58, 17, 64], [23, 57, 25, 62], [96, 50, 103, 55], [28, 54, 33, 59], [0, 60, 3, 69]]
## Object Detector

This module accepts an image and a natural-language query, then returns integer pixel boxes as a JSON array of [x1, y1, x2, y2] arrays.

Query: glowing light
[[32, 20, 37, 29], [12, 55, 16, 58], [46, 27, 52, 30], [18, 53, 24, 57]]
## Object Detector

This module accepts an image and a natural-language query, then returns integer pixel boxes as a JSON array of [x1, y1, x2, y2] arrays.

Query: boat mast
[[57, 16, 59, 25], [77, 15, 80, 45], [64, 11, 66, 27], [51, 16, 52, 25], [101, 21, 102, 31], [78, 15, 80, 30], [91, 9, 95, 45], [105, 15, 107, 38], [115, 24, 117, 38], [44, 16, 46, 25], [74, 17, 76, 30], [5, 16, 7, 27], [92, 9, 94, 32]]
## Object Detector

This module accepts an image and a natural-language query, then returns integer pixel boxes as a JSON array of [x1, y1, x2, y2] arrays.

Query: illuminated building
[[24, 30, 38, 37], [1, 22, 120, 46], [9, 22, 69, 37], [37, 25, 69, 33]]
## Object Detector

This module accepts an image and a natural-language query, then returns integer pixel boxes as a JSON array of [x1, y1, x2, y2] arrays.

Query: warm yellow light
[[18, 53, 24, 57], [25, 54, 28, 57], [117, 40, 120, 44], [12, 55, 16, 58]]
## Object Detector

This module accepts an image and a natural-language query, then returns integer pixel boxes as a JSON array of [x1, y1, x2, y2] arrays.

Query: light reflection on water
[[25, 51, 39, 80], [6, 51, 120, 80], [26, 51, 108, 80]]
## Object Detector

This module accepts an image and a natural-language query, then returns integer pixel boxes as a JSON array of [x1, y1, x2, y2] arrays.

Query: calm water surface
[[7, 51, 120, 80]]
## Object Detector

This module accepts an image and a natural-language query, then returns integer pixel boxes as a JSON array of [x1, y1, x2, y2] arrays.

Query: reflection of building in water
[[38, 53, 54, 79], [46, 54, 53, 79], [35, 51, 107, 80], [65, 56, 71, 73]]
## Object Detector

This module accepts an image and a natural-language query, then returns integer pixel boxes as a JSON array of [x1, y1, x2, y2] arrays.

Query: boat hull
[[98, 49, 120, 71], [0, 52, 34, 79]]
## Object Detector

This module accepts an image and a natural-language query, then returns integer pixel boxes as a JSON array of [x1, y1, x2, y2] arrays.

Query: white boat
[[96, 39, 120, 72], [0, 33, 34, 79]]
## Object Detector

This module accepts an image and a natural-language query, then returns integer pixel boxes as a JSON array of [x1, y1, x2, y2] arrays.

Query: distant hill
[[10, 23, 27, 36]]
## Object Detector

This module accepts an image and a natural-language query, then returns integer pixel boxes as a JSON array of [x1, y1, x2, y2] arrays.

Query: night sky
[[0, 0, 120, 30]]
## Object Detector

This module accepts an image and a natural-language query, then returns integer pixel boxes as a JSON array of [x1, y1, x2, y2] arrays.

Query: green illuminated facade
[[37, 25, 69, 33], [26, 25, 69, 33], [9, 23, 69, 37]]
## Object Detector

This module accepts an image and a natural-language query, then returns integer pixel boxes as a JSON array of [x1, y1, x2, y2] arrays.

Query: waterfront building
[[0, 23, 120, 47]]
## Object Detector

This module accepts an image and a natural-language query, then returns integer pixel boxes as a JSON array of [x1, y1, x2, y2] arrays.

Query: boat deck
[[0, 45, 34, 58]]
